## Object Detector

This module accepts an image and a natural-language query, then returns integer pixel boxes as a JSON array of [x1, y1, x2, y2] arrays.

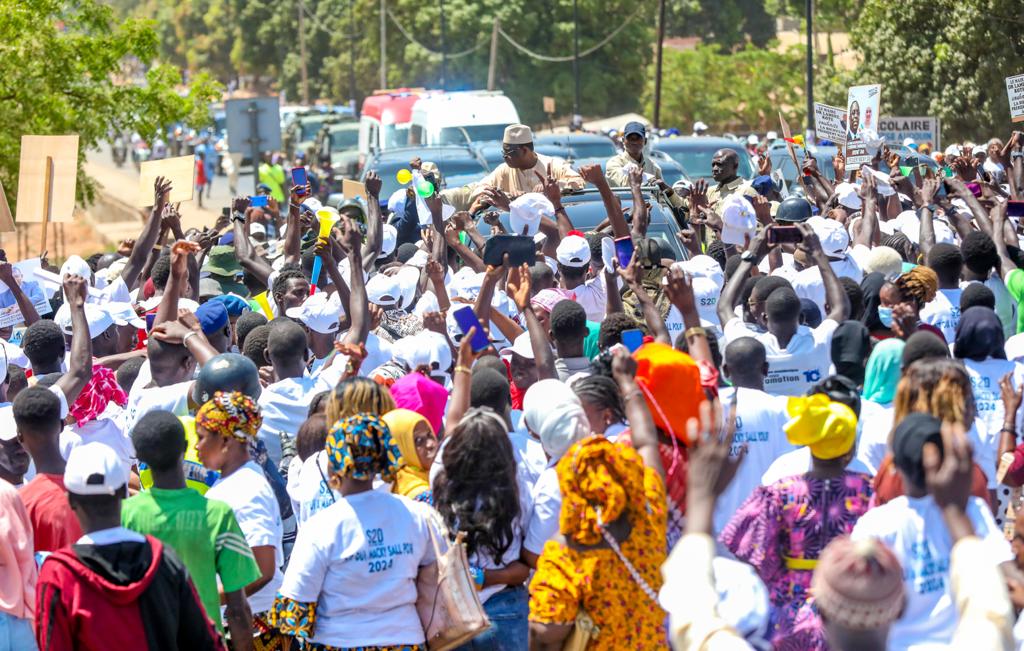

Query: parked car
[[285, 111, 355, 159], [318, 122, 362, 180], [534, 133, 618, 161], [653, 136, 754, 182], [361, 145, 491, 206]]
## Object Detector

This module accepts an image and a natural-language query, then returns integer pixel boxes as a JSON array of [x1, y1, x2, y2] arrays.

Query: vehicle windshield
[[382, 124, 410, 149], [432, 124, 509, 146], [299, 117, 331, 142], [568, 140, 617, 159], [661, 146, 754, 179], [329, 128, 359, 152], [370, 157, 488, 197]]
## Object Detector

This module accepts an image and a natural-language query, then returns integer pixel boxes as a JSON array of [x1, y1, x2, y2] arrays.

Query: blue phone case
[[614, 237, 634, 269], [291, 167, 308, 194], [453, 306, 490, 352], [622, 329, 644, 352], [250, 195, 269, 207]]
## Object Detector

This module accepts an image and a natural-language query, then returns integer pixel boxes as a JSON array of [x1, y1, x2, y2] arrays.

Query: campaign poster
[[845, 84, 881, 166], [813, 103, 847, 145], [1007, 74, 1024, 123]]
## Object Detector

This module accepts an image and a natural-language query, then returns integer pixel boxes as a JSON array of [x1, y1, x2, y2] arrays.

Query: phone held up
[[767, 225, 802, 245], [291, 167, 308, 196]]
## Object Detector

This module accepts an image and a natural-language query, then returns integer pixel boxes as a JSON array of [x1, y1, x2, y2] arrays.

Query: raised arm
[[425, 259, 451, 313], [122, 176, 171, 291], [853, 170, 879, 249], [53, 274, 92, 405], [507, 263, 556, 381], [151, 311, 218, 367], [340, 217, 369, 346], [283, 188, 304, 265], [796, 222, 848, 322], [474, 261, 505, 330], [618, 254, 671, 345], [717, 230, 770, 326], [579, 163, 629, 239], [627, 166, 649, 239], [232, 197, 273, 288], [153, 240, 199, 328], [361, 173, 384, 273], [444, 331, 481, 432], [917, 176, 941, 259], [611, 348, 663, 480], [990, 200, 1019, 281], [664, 266, 713, 363]]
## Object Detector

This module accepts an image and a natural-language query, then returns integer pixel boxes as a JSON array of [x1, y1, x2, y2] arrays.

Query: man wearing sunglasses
[[468, 124, 584, 215]]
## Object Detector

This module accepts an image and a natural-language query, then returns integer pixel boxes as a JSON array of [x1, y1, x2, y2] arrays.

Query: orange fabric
[[872, 454, 991, 507], [633, 342, 705, 445]]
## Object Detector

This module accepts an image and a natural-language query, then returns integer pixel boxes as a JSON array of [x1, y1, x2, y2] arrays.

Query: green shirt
[[1006, 268, 1024, 334], [122, 487, 261, 630], [584, 321, 601, 359]]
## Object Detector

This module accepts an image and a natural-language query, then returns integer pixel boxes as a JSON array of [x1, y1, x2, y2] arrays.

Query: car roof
[[535, 133, 614, 144], [654, 136, 744, 150], [368, 145, 484, 163]]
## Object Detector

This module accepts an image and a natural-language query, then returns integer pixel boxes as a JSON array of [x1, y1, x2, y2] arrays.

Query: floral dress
[[719, 472, 873, 650], [528, 467, 667, 650]]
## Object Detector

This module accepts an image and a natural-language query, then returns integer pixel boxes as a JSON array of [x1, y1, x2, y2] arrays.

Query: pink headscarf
[[69, 365, 128, 427], [530, 288, 576, 314], [389, 372, 448, 435]]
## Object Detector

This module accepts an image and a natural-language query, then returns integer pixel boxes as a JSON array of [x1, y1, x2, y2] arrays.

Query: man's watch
[[740, 250, 758, 263], [232, 210, 246, 223]]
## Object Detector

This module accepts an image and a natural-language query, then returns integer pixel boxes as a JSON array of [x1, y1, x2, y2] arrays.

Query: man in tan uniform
[[468, 124, 584, 214], [605, 121, 686, 209]]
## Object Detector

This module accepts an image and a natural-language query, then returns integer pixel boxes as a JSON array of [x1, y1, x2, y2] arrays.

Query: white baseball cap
[[555, 234, 591, 267], [807, 216, 850, 258], [249, 222, 267, 237], [379, 224, 398, 259], [747, 134, 759, 145], [509, 193, 553, 237], [64, 442, 129, 495], [720, 194, 756, 246], [55, 303, 115, 339], [285, 292, 344, 334], [835, 182, 862, 211], [501, 332, 535, 360], [394, 266, 420, 310], [675, 255, 724, 288], [366, 273, 402, 308], [104, 302, 147, 329]]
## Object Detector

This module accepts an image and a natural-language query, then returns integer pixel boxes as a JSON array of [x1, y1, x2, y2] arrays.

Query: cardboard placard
[[0, 181, 15, 233], [137, 155, 196, 206], [543, 96, 556, 114], [16, 135, 79, 223], [813, 103, 847, 145], [845, 84, 882, 167], [778, 113, 812, 196], [1007, 74, 1024, 123], [342, 179, 367, 201], [877, 117, 940, 151]]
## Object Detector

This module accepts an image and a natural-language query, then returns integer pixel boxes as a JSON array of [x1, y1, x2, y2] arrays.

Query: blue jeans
[[455, 585, 528, 651], [0, 612, 36, 651]]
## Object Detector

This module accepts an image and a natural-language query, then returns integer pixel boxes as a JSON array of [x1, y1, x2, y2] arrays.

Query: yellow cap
[[784, 394, 857, 460]]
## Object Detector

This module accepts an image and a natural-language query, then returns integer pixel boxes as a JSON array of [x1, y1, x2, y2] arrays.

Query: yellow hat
[[784, 394, 857, 460], [503, 124, 533, 145]]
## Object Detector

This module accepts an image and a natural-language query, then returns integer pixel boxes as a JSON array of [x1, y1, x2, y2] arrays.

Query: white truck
[[408, 91, 520, 147]]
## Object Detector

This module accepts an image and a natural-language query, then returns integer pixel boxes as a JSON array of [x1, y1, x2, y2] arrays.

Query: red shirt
[[19, 474, 82, 552]]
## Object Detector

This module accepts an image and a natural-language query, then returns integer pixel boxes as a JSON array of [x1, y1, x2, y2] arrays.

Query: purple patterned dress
[[719, 472, 873, 650]]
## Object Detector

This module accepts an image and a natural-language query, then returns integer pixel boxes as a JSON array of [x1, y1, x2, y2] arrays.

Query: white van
[[409, 91, 520, 147]]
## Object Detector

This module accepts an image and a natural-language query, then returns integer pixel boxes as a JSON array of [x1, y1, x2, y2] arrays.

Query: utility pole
[[805, 0, 815, 139], [297, 0, 310, 104], [572, 0, 580, 127], [653, 0, 666, 128], [439, 0, 448, 90], [348, 0, 357, 113], [487, 17, 499, 91], [379, 0, 387, 89]]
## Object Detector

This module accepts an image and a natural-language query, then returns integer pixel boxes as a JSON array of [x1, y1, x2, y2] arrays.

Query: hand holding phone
[[767, 225, 802, 245], [291, 167, 308, 196], [621, 329, 644, 352], [614, 236, 635, 269], [250, 195, 269, 208], [452, 306, 491, 353]]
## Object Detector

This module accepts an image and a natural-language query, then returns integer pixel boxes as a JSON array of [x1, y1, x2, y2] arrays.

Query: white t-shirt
[[258, 367, 344, 465], [853, 398, 895, 475], [851, 495, 1013, 651], [509, 410, 548, 489], [287, 451, 342, 528], [920, 288, 963, 344], [278, 490, 436, 647], [206, 460, 284, 615], [122, 379, 191, 433], [827, 253, 863, 282], [714, 387, 794, 535], [568, 273, 607, 323], [791, 266, 825, 310], [59, 403, 133, 473], [724, 318, 839, 396], [962, 357, 1024, 451], [524, 464, 560, 555], [472, 464, 535, 604]]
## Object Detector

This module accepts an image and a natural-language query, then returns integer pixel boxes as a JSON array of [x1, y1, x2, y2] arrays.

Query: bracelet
[[232, 211, 246, 223], [684, 326, 707, 340], [182, 331, 200, 348], [1001, 427, 1017, 436], [454, 365, 472, 375], [622, 389, 643, 402]]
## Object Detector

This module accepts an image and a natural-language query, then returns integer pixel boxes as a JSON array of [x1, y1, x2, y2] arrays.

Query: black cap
[[623, 121, 646, 138], [776, 196, 813, 223], [892, 412, 942, 490]]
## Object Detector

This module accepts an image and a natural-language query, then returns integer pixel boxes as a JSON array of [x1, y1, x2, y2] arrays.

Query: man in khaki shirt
[[706, 148, 755, 211], [605, 121, 686, 209], [469, 124, 584, 213]]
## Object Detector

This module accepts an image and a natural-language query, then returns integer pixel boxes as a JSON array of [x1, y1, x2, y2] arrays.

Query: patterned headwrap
[[195, 391, 263, 443], [325, 413, 401, 483], [68, 366, 128, 427], [557, 435, 649, 546]]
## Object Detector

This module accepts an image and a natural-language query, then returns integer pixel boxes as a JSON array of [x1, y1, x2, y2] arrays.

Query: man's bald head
[[711, 148, 739, 183], [723, 337, 768, 388]]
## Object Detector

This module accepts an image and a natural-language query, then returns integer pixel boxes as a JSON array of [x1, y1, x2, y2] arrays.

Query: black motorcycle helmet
[[775, 196, 813, 223], [192, 353, 262, 405]]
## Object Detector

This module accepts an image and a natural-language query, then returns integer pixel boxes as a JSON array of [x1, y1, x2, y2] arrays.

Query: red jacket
[[35, 535, 225, 651]]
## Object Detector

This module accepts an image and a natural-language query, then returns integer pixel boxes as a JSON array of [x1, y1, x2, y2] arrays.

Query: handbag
[[415, 513, 491, 650], [562, 609, 600, 651]]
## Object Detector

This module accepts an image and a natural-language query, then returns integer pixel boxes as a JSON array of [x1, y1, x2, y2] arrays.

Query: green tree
[[646, 44, 805, 133], [828, 0, 1024, 142], [665, 0, 776, 49], [0, 0, 220, 206]]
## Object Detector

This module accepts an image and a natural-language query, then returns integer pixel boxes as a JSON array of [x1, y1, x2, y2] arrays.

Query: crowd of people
[[3, 120, 1024, 651]]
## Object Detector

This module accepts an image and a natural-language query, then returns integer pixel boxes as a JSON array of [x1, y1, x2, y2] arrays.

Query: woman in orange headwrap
[[719, 393, 873, 650]]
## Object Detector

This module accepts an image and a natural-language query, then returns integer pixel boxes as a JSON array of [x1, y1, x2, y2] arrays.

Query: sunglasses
[[502, 146, 524, 157]]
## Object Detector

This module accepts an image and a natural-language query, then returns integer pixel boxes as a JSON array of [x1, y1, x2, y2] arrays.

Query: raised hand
[[365, 171, 382, 198], [578, 163, 605, 187], [664, 265, 696, 314], [506, 262, 532, 312], [153, 176, 172, 209], [170, 240, 200, 281]]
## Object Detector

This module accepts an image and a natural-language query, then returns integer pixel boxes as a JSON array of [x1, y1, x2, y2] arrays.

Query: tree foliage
[[822, 0, 1024, 142], [0, 0, 220, 206], [646, 44, 805, 133], [664, 0, 776, 49]]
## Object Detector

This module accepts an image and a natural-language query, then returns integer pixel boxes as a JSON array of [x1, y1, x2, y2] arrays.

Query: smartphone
[[291, 167, 308, 195], [452, 306, 491, 353], [965, 182, 982, 197], [768, 225, 803, 245], [221, 207, 230, 219], [621, 329, 644, 352], [250, 195, 269, 207], [483, 235, 536, 267], [614, 236, 635, 269], [1008, 201, 1024, 218], [145, 312, 156, 332]]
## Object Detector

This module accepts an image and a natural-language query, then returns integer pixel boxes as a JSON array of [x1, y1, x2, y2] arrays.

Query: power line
[[496, 4, 646, 62], [386, 8, 487, 59]]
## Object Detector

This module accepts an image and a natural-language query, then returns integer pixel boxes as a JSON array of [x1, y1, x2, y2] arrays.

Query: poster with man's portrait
[[845, 84, 881, 167]]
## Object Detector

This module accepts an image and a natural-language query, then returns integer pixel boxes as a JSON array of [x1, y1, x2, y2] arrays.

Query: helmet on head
[[776, 196, 813, 223], [193, 353, 262, 404]]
